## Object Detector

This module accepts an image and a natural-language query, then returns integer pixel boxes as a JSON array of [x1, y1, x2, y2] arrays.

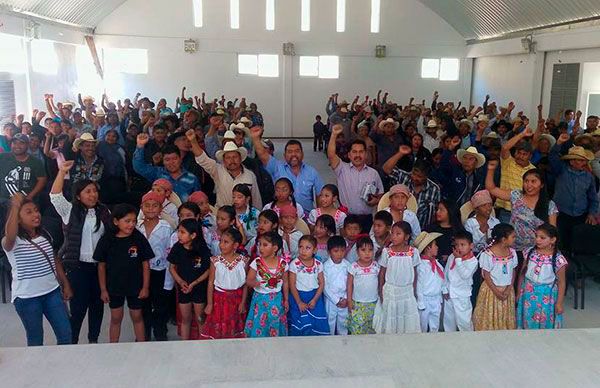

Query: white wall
[[95, 0, 468, 137]]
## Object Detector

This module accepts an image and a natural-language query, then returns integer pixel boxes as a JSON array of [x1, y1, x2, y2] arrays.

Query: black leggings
[[67, 262, 104, 344], [142, 269, 170, 340]]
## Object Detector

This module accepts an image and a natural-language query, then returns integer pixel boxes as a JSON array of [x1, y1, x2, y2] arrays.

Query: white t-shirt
[[279, 228, 303, 260], [464, 216, 500, 254], [289, 258, 323, 292], [250, 257, 288, 294], [323, 259, 350, 304], [379, 246, 421, 287], [348, 261, 380, 303], [136, 219, 173, 271], [479, 248, 518, 286], [2, 235, 59, 303], [381, 207, 421, 241], [213, 254, 249, 291], [523, 248, 568, 285]]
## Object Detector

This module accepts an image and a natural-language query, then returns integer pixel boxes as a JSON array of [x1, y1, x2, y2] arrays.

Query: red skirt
[[201, 288, 247, 339], [176, 292, 200, 340]]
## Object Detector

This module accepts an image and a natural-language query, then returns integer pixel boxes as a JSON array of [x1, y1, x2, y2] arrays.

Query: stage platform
[[2, 328, 600, 387]]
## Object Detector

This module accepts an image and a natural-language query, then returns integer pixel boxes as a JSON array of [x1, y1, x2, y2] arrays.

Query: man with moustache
[[328, 124, 383, 232]]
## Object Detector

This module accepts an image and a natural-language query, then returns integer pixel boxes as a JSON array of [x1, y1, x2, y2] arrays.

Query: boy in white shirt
[[343, 215, 363, 264], [370, 211, 392, 260], [323, 236, 350, 335], [414, 232, 445, 333], [443, 230, 478, 332]]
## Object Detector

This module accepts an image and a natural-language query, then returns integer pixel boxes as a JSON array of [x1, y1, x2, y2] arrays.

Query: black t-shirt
[[0, 153, 46, 200], [93, 231, 154, 296], [167, 243, 210, 284]]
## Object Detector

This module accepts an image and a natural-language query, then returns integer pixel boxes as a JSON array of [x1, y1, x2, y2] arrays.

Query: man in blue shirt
[[249, 127, 324, 212], [133, 133, 199, 202]]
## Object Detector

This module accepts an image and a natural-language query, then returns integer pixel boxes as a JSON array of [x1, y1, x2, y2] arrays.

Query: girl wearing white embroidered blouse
[[2, 193, 73, 346]]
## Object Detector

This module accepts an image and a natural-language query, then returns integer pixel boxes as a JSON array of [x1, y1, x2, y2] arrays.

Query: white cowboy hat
[[476, 114, 490, 123], [223, 130, 236, 140], [240, 117, 252, 125], [229, 123, 246, 132], [215, 141, 248, 162], [483, 131, 499, 140], [456, 146, 486, 169], [377, 191, 418, 213], [378, 118, 400, 131], [538, 133, 556, 148], [426, 119, 438, 128], [72, 132, 98, 152], [413, 232, 443, 254], [82, 95, 95, 102], [95, 107, 106, 117]]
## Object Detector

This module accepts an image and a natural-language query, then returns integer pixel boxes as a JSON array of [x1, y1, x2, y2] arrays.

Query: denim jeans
[[14, 287, 72, 346]]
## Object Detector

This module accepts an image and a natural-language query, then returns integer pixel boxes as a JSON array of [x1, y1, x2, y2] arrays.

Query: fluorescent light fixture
[[370, 0, 380, 33], [336, 0, 346, 32], [230, 0, 240, 29], [301, 0, 310, 32], [266, 0, 275, 30], [193, 0, 203, 27]]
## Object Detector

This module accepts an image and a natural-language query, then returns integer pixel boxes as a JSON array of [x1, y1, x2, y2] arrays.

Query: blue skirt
[[517, 279, 563, 329], [288, 289, 330, 336], [244, 291, 288, 338]]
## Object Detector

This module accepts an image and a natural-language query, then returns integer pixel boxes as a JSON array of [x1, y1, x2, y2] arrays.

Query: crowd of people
[[1, 87, 597, 346]]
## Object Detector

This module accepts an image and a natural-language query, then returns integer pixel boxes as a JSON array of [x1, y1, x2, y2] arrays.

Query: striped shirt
[[2, 235, 59, 303], [496, 156, 535, 211]]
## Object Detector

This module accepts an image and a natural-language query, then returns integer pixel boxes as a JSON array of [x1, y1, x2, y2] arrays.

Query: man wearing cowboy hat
[[370, 117, 404, 169], [187, 130, 262, 209], [69, 133, 105, 186], [495, 127, 536, 223], [550, 133, 599, 253], [423, 119, 441, 152], [439, 138, 486, 207], [250, 127, 324, 212]]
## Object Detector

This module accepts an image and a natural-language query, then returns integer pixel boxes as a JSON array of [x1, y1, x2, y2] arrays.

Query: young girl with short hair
[[245, 209, 279, 260], [347, 237, 380, 335], [263, 177, 305, 218], [189, 191, 216, 233], [313, 214, 336, 263], [288, 235, 330, 336], [308, 184, 347, 233], [517, 223, 567, 329], [278, 204, 303, 260], [373, 221, 421, 334], [245, 231, 289, 337], [168, 219, 212, 340], [473, 223, 519, 331], [232, 183, 259, 241], [201, 227, 249, 339], [95, 204, 153, 343]]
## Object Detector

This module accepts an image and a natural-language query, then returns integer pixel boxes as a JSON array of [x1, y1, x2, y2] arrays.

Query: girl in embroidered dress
[[373, 221, 421, 334], [288, 235, 330, 336], [313, 214, 336, 263], [201, 228, 249, 339], [245, 231, 289, 337], [347, 237, 380, 335], [263, 177, 305, 218], [232, 184, 259, 241], [245, 210, 279, 260], [308, 184, 347, 234], [517, 223, 567, 329], [473, 223, 518, 331], [205, 205, 246, 256]]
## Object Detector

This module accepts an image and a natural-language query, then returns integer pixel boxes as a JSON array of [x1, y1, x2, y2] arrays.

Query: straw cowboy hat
[[459, 190, 496, 223], [295, 218, 311, 235], [456, 146, 486, 169], [483, 131, 499, 140], [82, 95, 95, 103], [538, 133, 556, 148], [561, 146, 594, 161], [72, 133, 98, 152], [377, 187, 418, 213], [426, 119, 439, 128], [95, 107, 106, 117], [230, 122, 250, 136], [378, 118, 400, 131], [240, 117, 252, 126], [413, 231, 443, 254], [476, 114, 490, 123], [215, 141, 248, 162]]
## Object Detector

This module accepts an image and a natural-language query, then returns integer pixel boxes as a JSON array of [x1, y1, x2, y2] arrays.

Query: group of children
[[96, 178, 567, 341]]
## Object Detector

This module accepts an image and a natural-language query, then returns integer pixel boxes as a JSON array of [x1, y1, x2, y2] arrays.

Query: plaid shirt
[[389, 168, 441, 228], [71, 155, 104, 185]]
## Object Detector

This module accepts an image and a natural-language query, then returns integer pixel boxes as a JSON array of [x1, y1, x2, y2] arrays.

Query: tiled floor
[[1, 139, 599, 347]]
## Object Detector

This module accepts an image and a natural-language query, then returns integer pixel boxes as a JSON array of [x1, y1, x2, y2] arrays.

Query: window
[[318, 55, 339, 79], [440, 58, 460, 81], [421, 59, 439, 79], [193, 0, 203, 27], [421, 58, 460, 80], [266, 0, 275, 30], [238, 54, 279, 77], [370, 0, 380, 33], [299, 56, 319, 76], [230, 0, 240, 29], [31, 39, 58, 75], [104, 48, 148, 74], [336, 0, 346, 32], [0, 33, 25, 73], [301, 0, 310, 32], [76, 45, 102, 96]]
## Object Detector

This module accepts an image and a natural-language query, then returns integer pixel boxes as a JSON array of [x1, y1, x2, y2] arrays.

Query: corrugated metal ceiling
[[0, 0, 127, 28], [418, 0, 600, 41]]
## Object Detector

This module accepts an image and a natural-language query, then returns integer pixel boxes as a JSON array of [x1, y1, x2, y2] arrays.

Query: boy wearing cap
[[414, 232, 444, 333], [442, 230, 477, 332]]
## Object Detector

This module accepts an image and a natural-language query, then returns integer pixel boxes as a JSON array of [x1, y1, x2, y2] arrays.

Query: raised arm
[[501, 127, 533, 160], [1, 193, 24, 252], [186, 129, 218, 178], [327, 124, 343, 170], [549, 133, 569, 175], [45, 95, 57, 119], [382, 145, 412, 175], [485, 160, 511, 201], [132, 133, 159, 182]]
